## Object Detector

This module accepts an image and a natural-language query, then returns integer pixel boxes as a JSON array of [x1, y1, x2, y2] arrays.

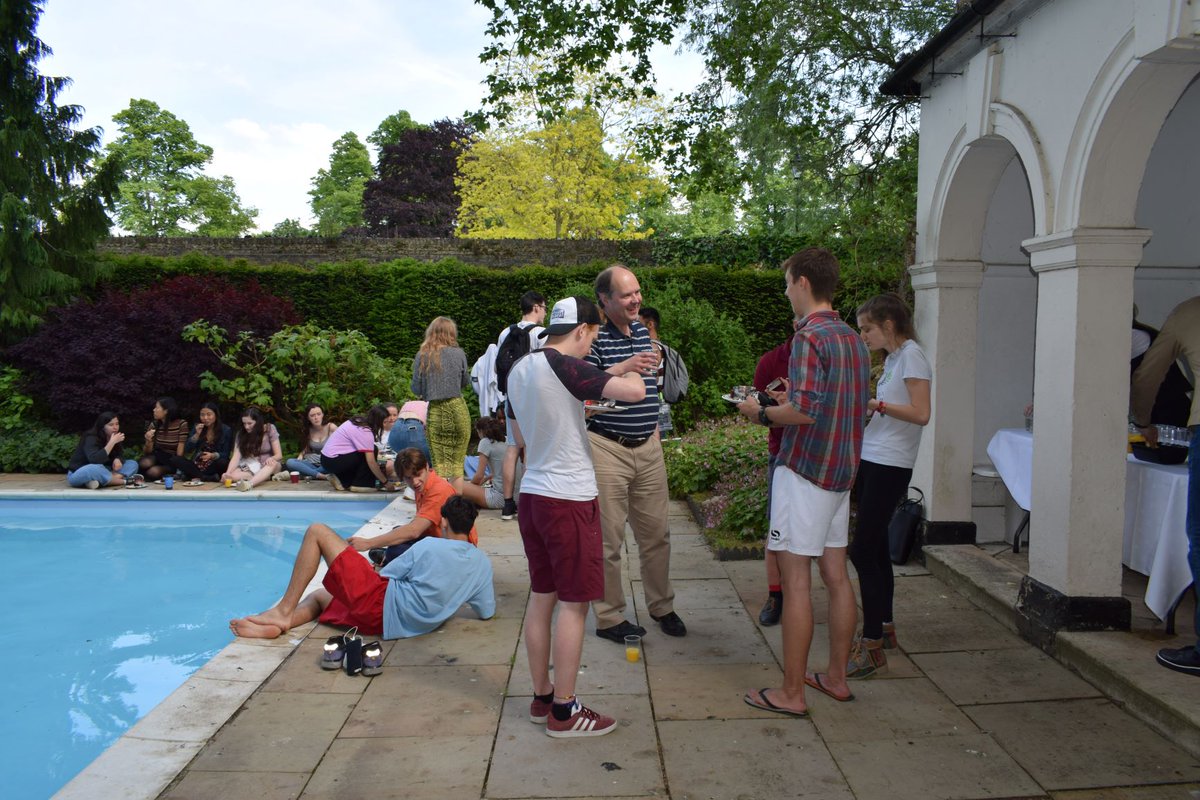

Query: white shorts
[[767, 466, 850, 556], [238, 458, 263, 476]]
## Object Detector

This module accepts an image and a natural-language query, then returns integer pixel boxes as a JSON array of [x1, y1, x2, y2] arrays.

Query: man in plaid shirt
[[738, 248, 870, 716]]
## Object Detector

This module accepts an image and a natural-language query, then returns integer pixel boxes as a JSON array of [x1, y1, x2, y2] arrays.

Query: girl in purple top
[[320, 404, 392, 492], [221, 407, 283, 490]]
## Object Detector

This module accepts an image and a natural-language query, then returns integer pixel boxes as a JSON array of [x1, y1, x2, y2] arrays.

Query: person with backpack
[[638, 307, 689, 437], [494, 291, 546, 520]]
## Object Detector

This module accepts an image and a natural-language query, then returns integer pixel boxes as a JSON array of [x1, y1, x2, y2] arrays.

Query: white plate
[[721, 393, 750, 404], [584, 402, 624, 414]]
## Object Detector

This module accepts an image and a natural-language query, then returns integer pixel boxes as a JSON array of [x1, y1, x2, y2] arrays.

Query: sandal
[[361, 641, 384, 676]]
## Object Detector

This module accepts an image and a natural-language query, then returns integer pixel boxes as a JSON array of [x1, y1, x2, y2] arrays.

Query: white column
[[909, 260, 985, 525], [1023, 228, 1151, 598]]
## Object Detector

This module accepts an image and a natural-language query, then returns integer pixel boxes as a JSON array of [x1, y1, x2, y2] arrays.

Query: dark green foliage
[[88, 250, 898, 374], [663, 416, 769, 542], [0, 422, 76, 473], [0, 0, 119, 341]]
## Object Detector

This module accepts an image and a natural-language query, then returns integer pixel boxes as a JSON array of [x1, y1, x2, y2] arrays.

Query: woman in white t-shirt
[[848, 294, 932, 678]]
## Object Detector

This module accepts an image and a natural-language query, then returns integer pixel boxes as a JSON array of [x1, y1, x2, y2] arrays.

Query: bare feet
[[244, 605, 292, 634], [229, 617, 283, 639]]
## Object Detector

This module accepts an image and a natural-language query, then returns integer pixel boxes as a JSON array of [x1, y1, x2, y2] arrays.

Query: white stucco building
[[883, 0, 1199, 641]]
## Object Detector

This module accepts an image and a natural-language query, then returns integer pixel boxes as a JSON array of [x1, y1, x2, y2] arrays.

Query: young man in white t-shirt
[[506, 296, 645, 737]]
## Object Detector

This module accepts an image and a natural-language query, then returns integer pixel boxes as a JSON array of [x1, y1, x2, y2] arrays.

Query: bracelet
[[877, 401, 887, 416], [758, 406, 771, 426]]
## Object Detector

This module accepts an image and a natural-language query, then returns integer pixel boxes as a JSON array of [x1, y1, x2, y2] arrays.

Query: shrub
[[6, 275, 299, 431], [664, 416, 770, 543], [0, 423, 77, 473], [0, 365, 33, 431], [182, 321, 413, 446], [637, 280, 756, 430]]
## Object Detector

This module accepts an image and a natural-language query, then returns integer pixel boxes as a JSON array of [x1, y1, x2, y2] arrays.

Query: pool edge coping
[[47, 494, 415, 800]]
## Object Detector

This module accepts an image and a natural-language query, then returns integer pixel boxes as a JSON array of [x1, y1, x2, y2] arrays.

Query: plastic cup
[[224, 478, 232, 488], [290, 471, 300, 484], [624, 634, 641, 663], [164, 476, 174, 490]]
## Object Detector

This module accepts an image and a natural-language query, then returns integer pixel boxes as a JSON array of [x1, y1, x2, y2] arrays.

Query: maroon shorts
[[317, 548, 387, 635], [517, 494, 603, 602]]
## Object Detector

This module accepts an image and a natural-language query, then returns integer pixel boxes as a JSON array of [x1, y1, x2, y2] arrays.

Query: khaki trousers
[[588, 432, 675, 628]]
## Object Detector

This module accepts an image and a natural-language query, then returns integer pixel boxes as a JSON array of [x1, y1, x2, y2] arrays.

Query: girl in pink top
[[320, 404, 392, 492]]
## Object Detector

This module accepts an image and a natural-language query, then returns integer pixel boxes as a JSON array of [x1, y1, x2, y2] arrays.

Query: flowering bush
[[664, 416, 770, 543]]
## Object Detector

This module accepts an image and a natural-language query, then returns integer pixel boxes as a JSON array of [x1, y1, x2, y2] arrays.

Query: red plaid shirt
[[778, 310, 870, 491]]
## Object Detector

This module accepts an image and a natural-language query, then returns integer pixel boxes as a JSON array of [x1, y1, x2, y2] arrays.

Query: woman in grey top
[[285, 403, 338, 479], [411, 316, 470, 480]]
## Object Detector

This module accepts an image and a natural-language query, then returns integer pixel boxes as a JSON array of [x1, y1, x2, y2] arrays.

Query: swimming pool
[[0, 498, 389, 800]]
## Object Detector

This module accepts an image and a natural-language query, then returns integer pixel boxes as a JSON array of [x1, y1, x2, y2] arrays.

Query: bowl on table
[[1131, 442, 1188, 465]]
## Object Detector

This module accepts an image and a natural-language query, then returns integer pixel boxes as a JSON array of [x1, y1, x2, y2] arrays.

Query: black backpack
[[495, 323, 533, 394]]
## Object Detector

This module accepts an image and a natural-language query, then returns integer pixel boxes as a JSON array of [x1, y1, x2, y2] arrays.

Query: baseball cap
[[539, 296, 602, 338]]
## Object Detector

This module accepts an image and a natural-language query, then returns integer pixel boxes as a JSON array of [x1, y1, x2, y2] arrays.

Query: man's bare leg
[[814, 546, 856, 694], [231, 524, 348, 634], [525, 591, 557, 696], [231, 590, 333, 639], [551, 601, 587, 701], [755, 550, 813, 713]]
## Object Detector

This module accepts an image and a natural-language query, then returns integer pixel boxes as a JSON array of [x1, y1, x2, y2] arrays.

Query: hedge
[[93, 252, 903, 363]]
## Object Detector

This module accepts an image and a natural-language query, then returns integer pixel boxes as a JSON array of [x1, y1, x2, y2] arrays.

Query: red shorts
[[317, 548, 387, 635], [517, 494, 603, 602]]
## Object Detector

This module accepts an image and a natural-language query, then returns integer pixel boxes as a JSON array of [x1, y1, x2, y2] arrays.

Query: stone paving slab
[[1050, 786, 1200, 799], [632, 606, 776, 665], [913, 647, 1103, 705], [302, 734, 493, 799], [809, 677, 978, 742], [342, 664, 509, 738], [964, 698, 1200, 790], [828, 732, 1044, 799], [381, 616, 521, 667], [635, 575, 744, 609], [161, 771, 309, 800], [507, 613, 653, 697], [648, 662, 784, 720], [188, 693, 359, 774], [486, 695, 665, 799], [898, 602, 1026, 653], [659, 718, 854, 800]]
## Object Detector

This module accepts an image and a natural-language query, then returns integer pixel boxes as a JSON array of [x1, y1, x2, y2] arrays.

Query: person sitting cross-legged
[[229, 495, 495, 640]]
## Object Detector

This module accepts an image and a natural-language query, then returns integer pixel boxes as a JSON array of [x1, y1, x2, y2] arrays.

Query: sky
[[37, 0, 704, 232]]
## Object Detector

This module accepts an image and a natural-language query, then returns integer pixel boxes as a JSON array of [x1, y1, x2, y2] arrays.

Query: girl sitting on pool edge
[[66, 412, 139, 489]]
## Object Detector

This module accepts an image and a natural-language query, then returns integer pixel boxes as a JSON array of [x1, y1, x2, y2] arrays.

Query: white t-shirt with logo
[[860, 339, 932, 469]]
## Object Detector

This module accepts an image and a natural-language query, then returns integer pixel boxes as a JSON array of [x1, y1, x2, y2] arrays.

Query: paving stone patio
[[10, 474, 1194, 800]]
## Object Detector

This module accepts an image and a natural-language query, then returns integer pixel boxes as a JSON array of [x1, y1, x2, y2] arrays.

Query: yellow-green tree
[[456, 108, 664, 239]]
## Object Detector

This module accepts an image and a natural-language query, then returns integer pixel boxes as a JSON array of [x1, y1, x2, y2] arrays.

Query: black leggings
[[849, 459, 912, 640], [321, 451, 377, 488], [170, 454, 228, 481]]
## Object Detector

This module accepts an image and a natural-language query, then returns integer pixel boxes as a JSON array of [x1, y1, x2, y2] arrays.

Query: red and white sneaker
[[530, 695, 552, 724], [545, 700, 617, 738]]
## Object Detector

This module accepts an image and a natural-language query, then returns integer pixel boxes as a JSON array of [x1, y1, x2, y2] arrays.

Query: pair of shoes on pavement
[[1157, 645, 1200, 676], [530, 694, 616, 738], [500, 498, 517, 520]]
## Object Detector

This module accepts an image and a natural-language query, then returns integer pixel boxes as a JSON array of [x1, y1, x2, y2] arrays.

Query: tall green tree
[[0, 0, 119, 339], [105, 99, 257, 236], [476, 0, 954, 183], [367, 110, 424, 151], [308, 132, 372, 236]]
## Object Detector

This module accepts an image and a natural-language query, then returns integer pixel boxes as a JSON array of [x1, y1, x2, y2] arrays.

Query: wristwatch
[[758, 406, 771, 426]]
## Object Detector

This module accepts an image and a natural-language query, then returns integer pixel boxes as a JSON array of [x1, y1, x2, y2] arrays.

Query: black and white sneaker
[[1156, 645, 1200, 676], [501, 498, 517, 520]]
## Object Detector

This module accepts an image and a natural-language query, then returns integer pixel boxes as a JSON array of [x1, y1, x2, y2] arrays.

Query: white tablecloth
[[985, 428, 1189, 620]]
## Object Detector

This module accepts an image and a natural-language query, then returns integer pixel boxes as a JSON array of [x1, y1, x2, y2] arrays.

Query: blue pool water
[[0, 498, 388, 800]]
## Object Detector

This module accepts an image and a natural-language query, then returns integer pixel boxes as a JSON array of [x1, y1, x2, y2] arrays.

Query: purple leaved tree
[[361, 118, 475, 238]]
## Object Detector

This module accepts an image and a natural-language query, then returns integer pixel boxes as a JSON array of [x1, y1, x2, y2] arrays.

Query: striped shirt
[[778, 310, 870, 492], [585, 319, 660, 439]]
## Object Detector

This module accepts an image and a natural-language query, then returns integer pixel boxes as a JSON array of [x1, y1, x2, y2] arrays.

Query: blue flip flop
[[743, 688, 808, 718]]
